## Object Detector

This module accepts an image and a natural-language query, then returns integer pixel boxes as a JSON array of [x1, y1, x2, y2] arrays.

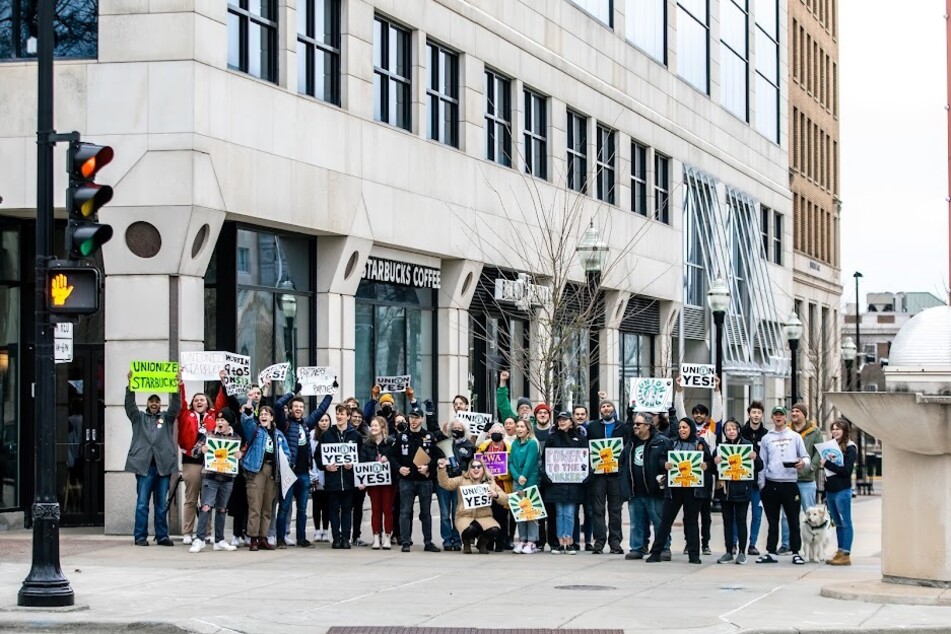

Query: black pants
[[228, 472, 248, 538], [537, 483, 559, 549], [762, 480, 802, 554], [399, 479, 434, 546], [588, 476, 622, 549], [328, 490, 353, 543], [491, 501, 510, 549], [721, 500, 750, 552], [311, 488, 329, 530], [392, 487, 402, 541], [461, 521, 501, 544], [699, 497, 711, 547], [351, 489, 367, 540], [655, 489, 702, 557]]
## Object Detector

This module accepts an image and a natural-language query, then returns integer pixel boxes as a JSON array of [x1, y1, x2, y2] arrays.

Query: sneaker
[[688, 557, 702, 564], [401, 544, 411, 552], [756, 553, 779, 564], [424, 543, 441, 553], [747, 546, 760, 556], [277, 539, 287, 550], [584, 543, 594, 552], [791, 553, 805, 565], [702, 545, 712, 556], [134, 539, 149, 547], [569, 543, 580, 551], [297, 539, 315, 548], [353, 538, 368, 547], [156, 537, 175, 547], [214, 539, 237, 551], [661, 549, 672, 561], [285, 537, 297, 547], [513, 542, 525, 554], [525, 543, 538, 554], [267, 536, 277, 547], [551, 546, 563, 555], [735, 553, 747, 565], [230, 536, 242, 547], [645, 552, 662, 563], [182, 535, 193, 545], [777, 546, 791, 556], [717, 553, 734, 564], [683, 546, 688, 555], [568, 547, 578, 555], [609, 546, 624, 555], [188, 539, 206, 553], [591, 547, 603, 554], [625, 551, 644, 560]]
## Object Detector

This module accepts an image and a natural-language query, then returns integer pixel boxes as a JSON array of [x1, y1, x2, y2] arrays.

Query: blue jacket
[[240, 413, 291, 476], [275, 393, 332, 473]]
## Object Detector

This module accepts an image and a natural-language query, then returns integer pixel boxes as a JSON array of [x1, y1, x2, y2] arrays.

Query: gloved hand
[[294, 382, 302, 395]]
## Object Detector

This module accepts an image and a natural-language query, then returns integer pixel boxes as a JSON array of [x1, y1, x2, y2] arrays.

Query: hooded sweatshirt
[[757, 427, 808, 489], [792, 420, 823, 483]]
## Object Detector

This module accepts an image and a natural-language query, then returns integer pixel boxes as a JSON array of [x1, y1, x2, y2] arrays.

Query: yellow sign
[[50, 273, 74, 306]]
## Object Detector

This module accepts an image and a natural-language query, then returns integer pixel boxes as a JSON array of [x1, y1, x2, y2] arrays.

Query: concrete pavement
[[1, 494, 949, 633]]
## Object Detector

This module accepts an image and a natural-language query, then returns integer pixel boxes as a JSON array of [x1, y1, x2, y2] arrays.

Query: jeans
[[277, 472, 311, 542], [436, 484, 460, 546], [628, 496, 664, 552], [588, 476, 623, 549], [196, 477, 234, 543], [399, 479, 435, 546], [749, 488, 763, 548], [514, 485, 538, 542], [781, 480, 816, 548], [825, 488, 853, 553], [134, 464, 170, 542], [555, 502, 576, 540]]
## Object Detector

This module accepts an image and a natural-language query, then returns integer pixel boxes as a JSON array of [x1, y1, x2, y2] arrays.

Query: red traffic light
[[70, 142, 113, 181]]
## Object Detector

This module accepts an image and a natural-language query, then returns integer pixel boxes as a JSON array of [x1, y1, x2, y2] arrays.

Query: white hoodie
[[757, 427, 808, 489]]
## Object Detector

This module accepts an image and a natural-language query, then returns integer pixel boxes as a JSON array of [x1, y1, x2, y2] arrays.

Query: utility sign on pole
[[54, 323, 73, 364]]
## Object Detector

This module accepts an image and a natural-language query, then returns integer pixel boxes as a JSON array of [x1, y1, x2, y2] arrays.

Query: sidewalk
[[1, 494, 949, 633]]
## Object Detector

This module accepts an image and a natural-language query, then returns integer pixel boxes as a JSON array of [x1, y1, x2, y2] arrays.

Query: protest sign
[[680, 363, 717, 389], [180, 351, 226, 381], [204, 437, 241, 475], [460, 484, 492, 510], [296, 366, 338, 396], [629, 377, 674, 411], [475, 451, 508, 477], [376, 374, 411, 392], [222, 353, 252, 396], [508, 486, 547, 521], [320, 442, 358, 466], [544, 447, 589, 483], [278, 446, 297, 498], [717, 444, 754, 481], [668, 450, 704, 487], [590, 438, 622, 474], [258, 362, 289, 387], [129, 361, 179, 393], [455, 411, 493, 436], [816, 439, 844, 478], [354, 462, 392, 487]]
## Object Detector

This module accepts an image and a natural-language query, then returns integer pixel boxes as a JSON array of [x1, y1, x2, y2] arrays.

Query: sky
[[839, 0, 950, 302]]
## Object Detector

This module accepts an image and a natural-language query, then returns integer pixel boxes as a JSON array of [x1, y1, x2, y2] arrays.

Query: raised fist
[[371, 384, 381, 399], [406, 386, 415, 401], [500, 370, 510, 384]]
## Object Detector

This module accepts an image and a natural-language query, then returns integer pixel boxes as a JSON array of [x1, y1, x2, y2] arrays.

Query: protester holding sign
[[477, 423, 513, 552], [436, 457, 509, 554], [239, 404, 290, 551], [396, 408, 440, 553], [434, 417, 476, 551], [541, 412, 589, 554], [309, 413, 333, 543], [620, 413, 671, 561], [585, 396, 630, 555], [189, 408, 243, 554], [359, 416, 397, 550], [648, 418, 714, 564], [822, 419, 857, 566], [712, 419, 761, 564], [124, 370, 182, 547], [316, 404, 363, 550], [509, 420, 540, 554]]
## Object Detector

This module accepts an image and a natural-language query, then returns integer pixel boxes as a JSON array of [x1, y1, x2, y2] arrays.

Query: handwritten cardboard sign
[[475, 451, 508, 477], [376, 374, 410, 392], [204, 437, 241, 475], [129, 361, 179, 393], [456, 411, 493, 436], [508, 485, 547, 521], [180, 351, 226, 381], [354, 462, 392, 487], [222, 353, 252, 396], [297, 366, 338, 396], [680, 363, 717, 389], [320, 442, 358, 466], [590, 438, 622, 474], [544, 448, 589, 483], [668, 450, 703, 487], [460, 484, 492, 510], [629, 377, 674, 411]]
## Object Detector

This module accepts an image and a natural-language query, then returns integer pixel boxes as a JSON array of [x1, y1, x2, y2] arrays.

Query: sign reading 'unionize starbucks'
[[363, 256, 441, 289]]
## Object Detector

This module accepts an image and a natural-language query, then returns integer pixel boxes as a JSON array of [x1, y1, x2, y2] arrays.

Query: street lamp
[[853, 271, 866, 490], [576, 221, 608, 416], [783, 311, 804, 405], [841, 336, 857, 390], [706, 278, 730, 385], [280, 280, 298, 389]]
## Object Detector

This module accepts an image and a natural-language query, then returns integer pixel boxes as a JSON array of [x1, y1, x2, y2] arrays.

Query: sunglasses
[[470, 464, 484, 470]]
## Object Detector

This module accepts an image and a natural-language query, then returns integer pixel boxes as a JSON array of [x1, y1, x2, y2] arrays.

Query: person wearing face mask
[[741, 401, 768, 556], [363, 384, 421, 436], [477, 422, 513, 551], [585, 393, 630, 555], [176, 369, 229, 545], [390, 412, 410, 546], [239, 404, 290, 551], [395, 408, 441, 552], [435, 418, 475, 551], [436, 457, 509, 554]]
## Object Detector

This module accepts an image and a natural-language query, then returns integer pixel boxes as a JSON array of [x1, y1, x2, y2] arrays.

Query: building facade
[[0, 0, 796, 532]]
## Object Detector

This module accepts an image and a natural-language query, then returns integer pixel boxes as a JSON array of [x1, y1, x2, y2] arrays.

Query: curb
[[0, 618, 239, 633]]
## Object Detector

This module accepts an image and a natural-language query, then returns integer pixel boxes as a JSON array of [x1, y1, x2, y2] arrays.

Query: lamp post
[[706, 278, 730, 387], [853, 271, 866, 488], [783, 312, 804, 406], [576, 221, 608, 417], [280, 280, 298, 390], [841, 336, 857, 391]]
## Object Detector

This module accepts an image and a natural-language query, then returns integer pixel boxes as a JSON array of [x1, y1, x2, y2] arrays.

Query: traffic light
[[66, 140, 114, 260]]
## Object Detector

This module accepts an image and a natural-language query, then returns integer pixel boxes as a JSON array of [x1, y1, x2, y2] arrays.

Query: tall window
[[654, 153, 670, 224], [677, 0, 709, 93], [374, 16, 412, 131], [618, 332, 653, 406], [0, 1, 98, 59], [624, 0, 666, 64], [595, 125, 616, 205], [228, 0, 278, 82], [568, 0, 613, 27], [524, 89, 548, 180], [720, 0, 748, 120], [567, 110, 588, 193], [427, 42, 459, 147], [760, 205, 770, 257], [772, 210, 784, 265], [631, 142, 647, 215], [485, 69, 512, 166], [297, 0, 341, 105], [755, 0, 780, 141]]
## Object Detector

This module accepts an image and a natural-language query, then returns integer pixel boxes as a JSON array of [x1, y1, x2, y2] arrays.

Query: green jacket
[[796, 422, 823, 483], [509, 437, 540, 488], [496, 385, 536, 426]]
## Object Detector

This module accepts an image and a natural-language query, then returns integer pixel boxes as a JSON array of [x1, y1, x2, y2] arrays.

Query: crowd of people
[[123, 368, 857, 566]]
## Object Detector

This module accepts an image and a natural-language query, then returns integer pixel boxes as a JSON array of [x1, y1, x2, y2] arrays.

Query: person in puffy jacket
[[240, 404, 290, 551], [360, 416, 397, 550], [315, 404, 363, 550], [540, 412, 589, 554], [436, 457, 509, 554], [712, 419, 762, 565]]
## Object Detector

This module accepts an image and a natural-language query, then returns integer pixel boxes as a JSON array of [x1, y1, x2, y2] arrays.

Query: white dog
[[800, 504, 833, 563]]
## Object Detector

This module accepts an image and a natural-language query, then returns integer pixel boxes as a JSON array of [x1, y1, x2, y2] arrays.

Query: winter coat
[[666, 426, 715, 500], [275, 392, 333, 474], [823, 441, 857, 494], [437, 467, 509, 531], [360, 434, 398, 484], [239, 413, 291, 476], [585, 417, 632, 479], [124, 387, 181, 476], [476, 439, 513, 492], [316, 425, 363, 491], [176, 382, 228, 465], [539, 427, 589, 504], [396, 427, 438, 481], [619, 428, 671, 500], [793, 421, 824, 483], [715, 436, 762, 503], [509, 437, 540, 489]]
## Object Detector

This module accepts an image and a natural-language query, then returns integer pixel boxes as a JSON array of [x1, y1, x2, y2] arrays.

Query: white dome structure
[[885, 305, 951, 394]]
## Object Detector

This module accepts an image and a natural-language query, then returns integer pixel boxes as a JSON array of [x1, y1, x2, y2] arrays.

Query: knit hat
[[378, 393, 395, 407], [791, 402, 808, 418], [534, 403, 551, 416], [218, 408, 236, 427], [516, 397, 532, 411], [599, 399, 615, 410]]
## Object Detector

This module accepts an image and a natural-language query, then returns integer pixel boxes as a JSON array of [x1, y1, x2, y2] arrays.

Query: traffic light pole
[[19, 0, 75, 607]]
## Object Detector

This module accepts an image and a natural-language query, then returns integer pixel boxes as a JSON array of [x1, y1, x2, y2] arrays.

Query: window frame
[[654, 153, 670, 224], [373, 15, 413, 131], [624, 0, 667, 65], [228, 0, 279, 83], [595, 124, 616, 205], [676, 0, 711, 94], [719, 0, 749, 121], [523, 89, 549, 181], [631, 141, 648, 215], [296, 0, 341, 105], [772, 210, 784, 265], [567, 109, 589, 193], [426, 40, 460, 147], [484, 68, 513, 166], [754, 0, 781, 142]]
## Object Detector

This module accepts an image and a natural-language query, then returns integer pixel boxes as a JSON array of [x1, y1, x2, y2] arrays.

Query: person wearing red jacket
[[177, 370, 229, 544]]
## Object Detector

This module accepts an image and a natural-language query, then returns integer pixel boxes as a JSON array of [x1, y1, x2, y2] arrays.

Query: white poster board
[[460, 484, 492, 510], [680, 363, 717, 389], [629, 377, 674, 412], [544, 447, 589, 483], [455, 411, 493, 436], [278, 446, 297, 499], [320, 442, 358, 466], [376, 374, 411, 392], [297, 366, 338, 396], [258, 362, 289, 387], [180, 351, 227, 381], [354, 462, 392, 487], [222, 353, 252, 396]]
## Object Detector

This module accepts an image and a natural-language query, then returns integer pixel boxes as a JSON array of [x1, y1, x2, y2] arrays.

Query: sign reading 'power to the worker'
[[47, 264, 101, 315]]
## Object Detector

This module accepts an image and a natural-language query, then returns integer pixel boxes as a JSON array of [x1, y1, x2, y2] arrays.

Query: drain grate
[[328, 629, 624, 634]]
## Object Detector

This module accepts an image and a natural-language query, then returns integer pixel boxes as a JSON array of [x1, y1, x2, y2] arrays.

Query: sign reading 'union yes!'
[[363, 256, 441, 289]]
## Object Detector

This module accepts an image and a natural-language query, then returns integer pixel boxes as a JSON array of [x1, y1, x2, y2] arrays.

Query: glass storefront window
[[618, 332, 653, 407], [0, 285, 19, 510], [468, 313, 529, 417]]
